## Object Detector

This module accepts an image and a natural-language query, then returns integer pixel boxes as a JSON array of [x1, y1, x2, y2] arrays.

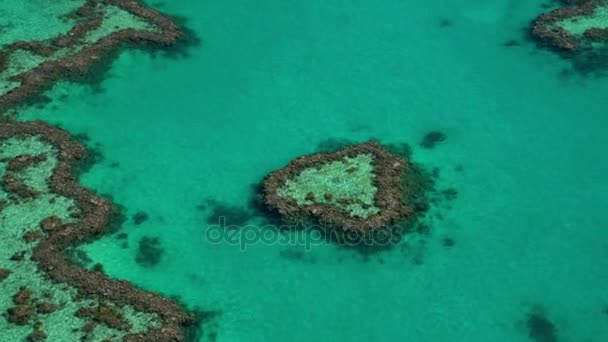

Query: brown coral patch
[[75, 303, 131, 331], [584, 27, 608, 41], [36, 302, 58, 315], [7, 305, 35, 325], [13, 287, 33, 305], [2, 173, 41, 199], [23, 230, 44, 243], [26, 329, 47, 342], [0, 268, 11, 282], [6, 153, 47, 172], [40, 216, 62, 232]]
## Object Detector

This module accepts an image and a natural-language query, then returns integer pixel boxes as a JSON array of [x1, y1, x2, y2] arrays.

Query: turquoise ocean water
[[15, 0, 608, 340]]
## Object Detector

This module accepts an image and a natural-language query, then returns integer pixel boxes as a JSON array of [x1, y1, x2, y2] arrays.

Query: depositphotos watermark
[[203, 217, 404, 251]]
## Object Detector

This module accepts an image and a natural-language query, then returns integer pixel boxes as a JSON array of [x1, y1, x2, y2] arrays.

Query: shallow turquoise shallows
[[17, 0, 608, 341]]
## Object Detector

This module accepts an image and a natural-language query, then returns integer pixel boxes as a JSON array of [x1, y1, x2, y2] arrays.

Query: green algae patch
[[264, 141, 411, 233], [0, 122, 193, 341], [277, 154, 380, 219]]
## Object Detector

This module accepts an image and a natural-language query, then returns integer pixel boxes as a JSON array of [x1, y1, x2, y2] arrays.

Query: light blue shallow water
[[17, 0, 608, 340]]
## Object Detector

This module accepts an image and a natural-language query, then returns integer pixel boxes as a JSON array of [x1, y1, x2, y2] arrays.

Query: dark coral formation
[[40, 216, 63, 232], [10, 250, 27, 261], [527, 312, 558, 342], [0, 121, 194, 341], [0, 0, 188, 113], [13, 287, 33, 305], [442, 237, 455, 247], [531, 0, 608, 51], [7, 305, 35, 325], [23, 230, 44, 243], [420, 131, 447, 149], [35, 302, 58, 315], [503, 39, 522, 47], [132, 211, 149, 225], [263, 141, 412, 233], [135, 236, 164, 267], [26, 328, 47, 342], [75, 303, 132, 331], [0, 268, 11, 282], [2, 173, 41, 199], [584, 26, 608, 40], [5, 154, 47, 172]]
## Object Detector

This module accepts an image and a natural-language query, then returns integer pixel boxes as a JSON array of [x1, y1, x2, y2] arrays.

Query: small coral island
[[532, 0, 608, 51], [0, 121, 193, 341], [263, 141, 428, 243]]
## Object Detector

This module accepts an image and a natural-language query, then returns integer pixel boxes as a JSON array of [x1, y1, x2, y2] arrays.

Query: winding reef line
[[0, 0, 198, 339], [0, 121, 194, 341], [0, 0, 185, 114]]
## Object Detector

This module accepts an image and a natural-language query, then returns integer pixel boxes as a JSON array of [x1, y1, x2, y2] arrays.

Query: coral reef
[[0, 121, 193, 341], [260, 139, 449, 254], [0, 0, 187, 113], [531, 0, 608, 51], [263, 141, 412, 233]]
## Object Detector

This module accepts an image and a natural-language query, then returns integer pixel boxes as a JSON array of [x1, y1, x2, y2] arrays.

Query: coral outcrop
[[263, 141, 413, 233]]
